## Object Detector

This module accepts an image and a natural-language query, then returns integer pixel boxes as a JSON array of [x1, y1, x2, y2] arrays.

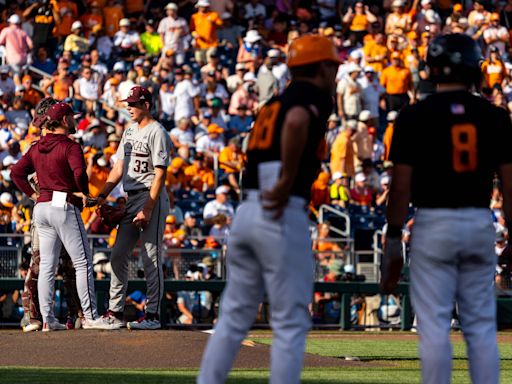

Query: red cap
[[121, 86, 152, 103], [46, 102, 75, 121]]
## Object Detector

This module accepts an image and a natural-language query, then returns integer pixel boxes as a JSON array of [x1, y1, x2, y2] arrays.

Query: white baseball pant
[[198, 190, 314, 384], [410, 208, 499, 384], [34, 202, 98, 322]]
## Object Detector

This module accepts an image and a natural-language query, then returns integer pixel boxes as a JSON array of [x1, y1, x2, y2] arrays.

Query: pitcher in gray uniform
[[93, 86, 171, 330]]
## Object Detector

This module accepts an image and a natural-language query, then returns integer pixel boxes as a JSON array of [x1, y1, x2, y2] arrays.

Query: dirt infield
[[0, 330, 370, 369]]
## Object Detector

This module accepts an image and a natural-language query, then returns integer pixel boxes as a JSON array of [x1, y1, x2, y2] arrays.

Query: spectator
[[190, 0, 223, 66], [196, 123, 225, 155], [203, 185, 234, 222], [343, 2, 378, 44], [185, 153, 215, 192], [238, 30, 264, 73], [244, 0, 266, 21], [0, 14, 33, 80], [256, 57, 279, 106], [350, 172, 373, 206], [170, 118, 194, 156], [383, 110, 398, 160], [74, 66, 101, 112], [337, 63, 362, 121], [174, 68, 200, 124], [159, 3, 190, 66], [380, 51, 413, 111], [22, 0, 60, 53], [483, 12, 509, 57], [0, 67, 15, 98], [358, 67, 385, 124], [227, 105, 253, 137], [140, 19, 163, 57], [114, 18, 145, 58], [82, 119, 107, 149], [63, 21, 90, 54], [330, 172, 350, 208], [481, 47, 507, 90], [103, 0, 125, 38], [310, 172, 331, 210], [353, 111, 373, 166], [330, 120, 357, 179], [219, 137, 243, 193], [32, 47, 56, 75]]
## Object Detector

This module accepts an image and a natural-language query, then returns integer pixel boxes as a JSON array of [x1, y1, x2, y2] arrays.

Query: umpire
[[11, 102, 100, 331]]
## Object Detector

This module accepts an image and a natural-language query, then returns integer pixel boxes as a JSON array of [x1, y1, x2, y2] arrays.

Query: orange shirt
[[103, 146, 117, 162], [481, 60, 506, 88], [23, 88, 43, 108], [89, 165, 109, 197], [350, 14, 369, 32], [330, 132, 355, 177], [380, 65, 412, 94], [55, 1, 78, 37], [365, 43, 388, 73], [219, 146, 242, 173], [166, 168, 187, 190], [53, 76, 73, 101], [103, 5, 124, 37], [125, 0, 144, 15], [80, 13, 103, 36], [310, 181, 330, 207], [185, 164, 215, 191], [190, 11, 223, 49]]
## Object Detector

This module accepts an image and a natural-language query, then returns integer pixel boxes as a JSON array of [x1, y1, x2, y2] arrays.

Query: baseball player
[[382, 34, 512, 384], [19, 97, 84, 332], [198, 34, 339, 384], [11, 102, 101, 331], [93, 86, 171, 330]]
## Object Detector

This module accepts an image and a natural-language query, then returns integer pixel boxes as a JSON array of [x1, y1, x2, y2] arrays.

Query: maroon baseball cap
[[46, 102, 76, 121], [121, 86, 152, 103]]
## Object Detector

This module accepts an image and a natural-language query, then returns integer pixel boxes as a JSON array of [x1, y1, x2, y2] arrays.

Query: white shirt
[[244, 3, 266, 19], [92, 62, 108, 76], [272, 62, 290, 95], [174, 79, 199, 121], [78, 77, 99, 100], [159, 88, 176, 116], [203, 199, 234, 220], [358, 77, 384, 118], [113, 30, 140, 49], [337, 75, 362, 117], [196, 135, 225, 154], [0, 77, 15, 95], [157, 16, 189, 51], [170, 127, 194, 146], [483, 26, 509, 56]]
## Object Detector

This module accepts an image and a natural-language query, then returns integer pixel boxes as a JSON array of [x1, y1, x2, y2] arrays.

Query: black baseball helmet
[[426, 33, 482, 87]]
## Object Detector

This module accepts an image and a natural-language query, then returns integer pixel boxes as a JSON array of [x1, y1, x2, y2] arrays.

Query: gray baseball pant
[[34, 202, 98, 322], [198, 191, 314, 384], [410, 208, 499, 384], [108, 190, 169, 315]]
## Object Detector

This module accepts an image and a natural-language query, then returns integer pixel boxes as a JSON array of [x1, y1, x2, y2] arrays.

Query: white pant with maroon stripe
[[198, 190, 313, 384], [410, 208, 499, 384], [34, 202, 98, 322]]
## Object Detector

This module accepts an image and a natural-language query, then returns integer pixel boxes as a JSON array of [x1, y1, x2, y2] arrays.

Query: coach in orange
[[380, 51, 413, 111]]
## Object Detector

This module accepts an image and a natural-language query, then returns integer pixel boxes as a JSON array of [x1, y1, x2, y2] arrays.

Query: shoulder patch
[[158, 150, 167, 160]]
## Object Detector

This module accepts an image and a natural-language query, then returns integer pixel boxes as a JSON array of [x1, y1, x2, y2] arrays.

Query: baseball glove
[[97, 204, 126, 228]]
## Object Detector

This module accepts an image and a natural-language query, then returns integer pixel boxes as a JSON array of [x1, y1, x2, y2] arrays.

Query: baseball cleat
[[42, 320, 67, 332], [23, 320, 42, 333], [87, 310, 126, 330], [81, 318, 110, 330], [127, 315, 161, 330]]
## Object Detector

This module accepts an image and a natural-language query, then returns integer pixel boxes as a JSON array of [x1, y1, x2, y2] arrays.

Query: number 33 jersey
[[116, 121, 172, 192], [243, 81, 333, 200], [389, 90, 512, 208]]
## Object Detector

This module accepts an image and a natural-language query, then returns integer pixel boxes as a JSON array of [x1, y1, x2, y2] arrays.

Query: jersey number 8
[[248, 102, 281, 151], [451, 123, 477, 173]]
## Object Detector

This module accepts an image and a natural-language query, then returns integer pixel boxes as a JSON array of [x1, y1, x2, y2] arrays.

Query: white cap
[[221, 12, 232, 19], [119, 18, 130, 27], [349, 50, 362, 60], [244, 30, 262, 43], [387, 110, 398, 121], [359, 110, 371, 121], [344, 264, 355, 274], [93, 252, 109, 264], [458, 17, 469, 27], [364, 66, 375, 73], [235, 63, 246, 71], [7, 14, 21, 24], [195, 0, 210, 7], [381, 175, 391, 185], [113, 61, 125, 72], [15, 85, 25, 92], [355, 173, 366, 183], [421, 0, 431, 5], [346, 119, 358, 129], [328, 113, 339, 122], [267, 49, 281, 58], [243, 72, 256, 82], [165, 2, 178, 10], [216, 185, 230, 195], [0, 192, 13, 207], [425, 9, 439, 23], [392, 0, 405, 7], [134, 58, 144, 67], [347, 62, 361, 73], [0, 65, 10, 74], [2, 156, 17, 167], [71, 20, 82, 30], [474, 13, 485, 22], [332, 172, 343, 181]]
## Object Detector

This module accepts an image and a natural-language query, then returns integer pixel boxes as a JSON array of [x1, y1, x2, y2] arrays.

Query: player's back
[[390, 90, 512, 208]]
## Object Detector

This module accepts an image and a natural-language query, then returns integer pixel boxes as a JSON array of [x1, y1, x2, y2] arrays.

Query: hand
[[261, 179, 290, 220], [133, 208, 152, 230], [84, 195, 98, 208], [97, 196, 106, 206], [379, 235, 404, 294], [30, 192, 40, 202]]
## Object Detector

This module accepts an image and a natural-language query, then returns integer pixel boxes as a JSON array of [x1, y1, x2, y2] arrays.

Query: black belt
[[127, 188, 150, 197]]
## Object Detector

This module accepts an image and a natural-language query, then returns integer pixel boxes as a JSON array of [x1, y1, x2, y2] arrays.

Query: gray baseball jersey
[[116, 121, 172, 191]]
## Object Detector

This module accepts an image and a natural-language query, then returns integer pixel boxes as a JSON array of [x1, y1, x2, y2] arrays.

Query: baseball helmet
[[33, 97, 57, 128], [287, 34, 342, 68], [426, 33, 482, 87]]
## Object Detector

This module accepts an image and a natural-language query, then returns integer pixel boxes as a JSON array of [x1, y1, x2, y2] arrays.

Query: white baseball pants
[[198, 190, 314, 384], [34, 202, 98, 322], [410, 208, 499, 384]]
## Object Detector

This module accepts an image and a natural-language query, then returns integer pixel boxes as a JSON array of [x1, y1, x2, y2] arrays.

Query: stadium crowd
[[0, 0, 511, 325]]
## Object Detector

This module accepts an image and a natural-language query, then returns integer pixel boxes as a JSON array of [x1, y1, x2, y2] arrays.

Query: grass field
[[1, 333, 511, 384]]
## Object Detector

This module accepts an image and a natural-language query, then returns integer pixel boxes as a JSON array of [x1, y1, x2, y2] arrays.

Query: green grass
[[1, 334, 511, 383]]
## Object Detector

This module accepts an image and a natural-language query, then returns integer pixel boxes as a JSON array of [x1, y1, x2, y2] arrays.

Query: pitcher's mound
[[0, 330, 368, 369]]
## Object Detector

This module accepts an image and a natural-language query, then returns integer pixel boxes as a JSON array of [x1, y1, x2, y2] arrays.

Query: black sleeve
[[389, 106, 416, 166], [495, 107, 512, 166]]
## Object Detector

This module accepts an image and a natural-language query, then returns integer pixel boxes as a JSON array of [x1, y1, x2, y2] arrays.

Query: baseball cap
[[347, 62, 361, 73], [119, 18, 130, 27], [15, 85, 25, 93], [122, 86, 152, 103], [113, 61, 125, 72], [2, 155, 18, 168], [332, 172, 346, 181], [491, 12, 500, 21], [46, 102, 76, 121], [359, 110, 371, 122], [235, 63, 246, 71], [267, 49, 281, 58], [211, 98, 222, 108], [93, 252, 108, 264], [171, 157, 184, 169], [323, 27, 335, 37], [346, 119, 358, 130], [355, 173, 366, 183], [421, 0, 431, 5], [0, 192, 13, 208], [381, 175, 391, 185], [244, 30, 262, 44], [0, 66, 10, 74], [453, 3, 463, 12], [109, 77, 120, 86], [387, 111, 398, 121], [215, 185, 230, 195], [195, 0, 210, 7], [364, 66, 375, 73], [134, 58, 144, 67], [328, 113, 339, 122], [7, 14, 21, 24], [208, 123, 223, 134], [88, 119, 101, 130], [221, 12, 232, 20], [108, 133, 121, 142], [184, 211, 196, 219], [391, 51, 401, 59], [71, 20, 83, 30], [243, 72, 256, 82], [166, 215, 176, 224], [392, 0, 405, 7], [165, 2, 178, 10]]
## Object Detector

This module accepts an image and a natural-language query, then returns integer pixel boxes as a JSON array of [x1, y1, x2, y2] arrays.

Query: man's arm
[[386, 164, 412, 228], [498, 164, 512, 267], [98, 158, 124, 202], [262, 105, 311, 218], [67, 144, 90, 195], [11, 151, 37, 200], [133, 166, 166, 228]]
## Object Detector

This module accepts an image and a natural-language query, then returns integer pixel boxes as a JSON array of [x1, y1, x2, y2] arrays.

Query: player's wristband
[[386, 225, 402, 238]]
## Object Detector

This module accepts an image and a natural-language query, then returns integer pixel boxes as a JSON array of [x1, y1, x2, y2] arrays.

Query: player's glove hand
[[97, 204, 126, 228], [379, 235, 404, 294], [84, 196, 98, 208]]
